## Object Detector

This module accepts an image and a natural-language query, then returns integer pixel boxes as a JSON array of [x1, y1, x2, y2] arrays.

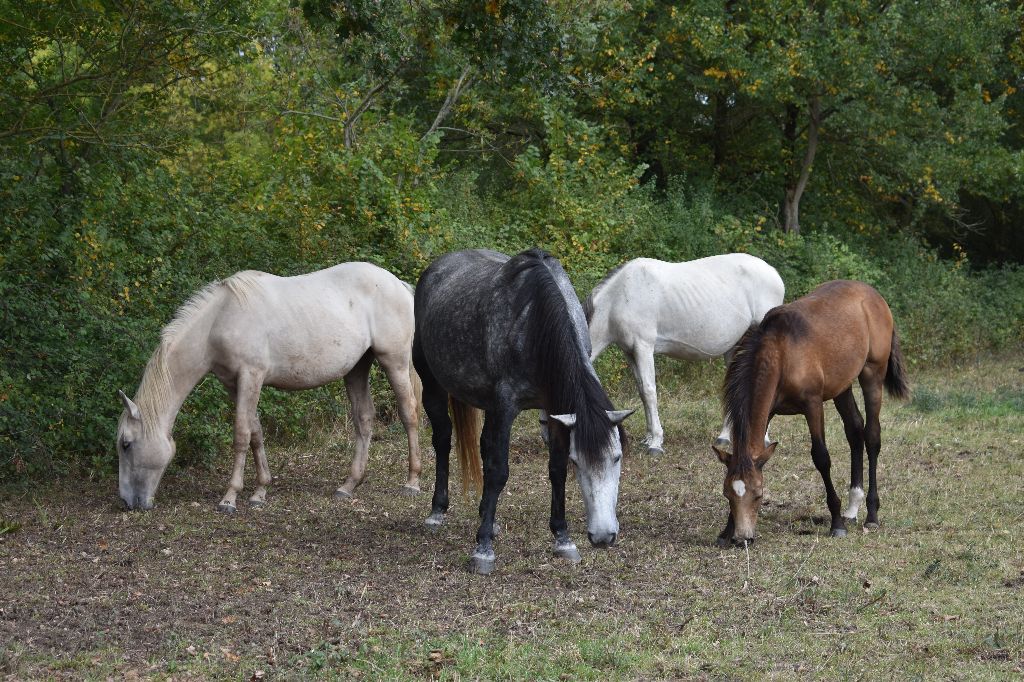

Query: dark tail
[[449, 396, 483, 496], [885, 330, 910, 400]]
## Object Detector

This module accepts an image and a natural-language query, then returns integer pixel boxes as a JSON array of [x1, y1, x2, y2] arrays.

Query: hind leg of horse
[[834, 387, 866, 524], [860, 372, 884, 528], [335, 351, 375, 498], [626, 344, 664, 455], [544, 420, 580, 562], [469, 408, 514, 575], [247, 414, 272, 507], [219, 371, 263, 513], [805, 400, 847, 537], [377, 351, 422, 495], [414, 358, 452, 526]]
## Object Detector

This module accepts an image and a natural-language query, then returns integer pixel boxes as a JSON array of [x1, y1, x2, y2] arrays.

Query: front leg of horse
[[627, 346, 665, 455], [547, 437, 581, 563], [807, 406, 847, 537], [716, 512, 736, 548], [219, 378, 263, 513]]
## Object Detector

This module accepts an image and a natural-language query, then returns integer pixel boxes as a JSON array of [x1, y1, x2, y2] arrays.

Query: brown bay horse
[[712, 280, 910, 545]]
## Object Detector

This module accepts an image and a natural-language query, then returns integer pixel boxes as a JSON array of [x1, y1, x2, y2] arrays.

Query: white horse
[[116, 262, 422, 512], [584, 254, 785, 455]]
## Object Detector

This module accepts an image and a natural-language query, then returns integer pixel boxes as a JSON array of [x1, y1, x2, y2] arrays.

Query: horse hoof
[[249, 500, 266, 509], [715, 536, 730, 549], [216, 502, 237, 514], [830, 527, 848, 538], [333, 489, 353, 500], [842, 515, 857, 525], [864, 521, 880, 529], [468, 553, 496, 575], [647, 446, 665, 456], [713, 437, 731, 448], [397, 485, 420, 497], [553, 542, 582, 563], [424, 512, 445, 528]]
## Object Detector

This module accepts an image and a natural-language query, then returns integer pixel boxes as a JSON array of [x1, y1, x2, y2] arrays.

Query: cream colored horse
[[116, 262, 422, 512]]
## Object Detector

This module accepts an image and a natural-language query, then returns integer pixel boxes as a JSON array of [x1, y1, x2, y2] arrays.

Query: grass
[[1, 353, 1023, 679]]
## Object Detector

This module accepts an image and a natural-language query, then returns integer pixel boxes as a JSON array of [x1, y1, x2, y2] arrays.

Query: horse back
[[207, 263, 414, 388], [591, 254, 784, 358], [414, 250, 514, 408], [775, 280, 894, 401]]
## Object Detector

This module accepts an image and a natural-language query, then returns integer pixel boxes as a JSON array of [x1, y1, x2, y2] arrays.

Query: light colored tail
[[409, 364, 423, 425], [449, 396, 483, 496]]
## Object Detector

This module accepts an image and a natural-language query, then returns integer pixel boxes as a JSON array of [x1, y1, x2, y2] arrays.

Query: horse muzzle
[[120, 493, 155, 511], [587, 530, 618, 548]]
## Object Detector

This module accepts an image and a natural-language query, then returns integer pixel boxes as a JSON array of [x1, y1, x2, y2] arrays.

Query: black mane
[[722, 324, 763, 475], [504, 249, 615, 465], [722, 305, 807, 474]]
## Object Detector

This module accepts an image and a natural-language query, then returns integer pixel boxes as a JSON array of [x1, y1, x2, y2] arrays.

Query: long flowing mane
[[722, 324, 763, 475], [505, 249, 616, 465], [722, 307, 806, 473], [582, 260, 629, 323], [131, 273, 261, 433]]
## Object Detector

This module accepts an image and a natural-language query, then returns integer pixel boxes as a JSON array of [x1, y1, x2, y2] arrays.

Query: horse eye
[[613, 454, 622, 465], [120, 438, 132, 451]]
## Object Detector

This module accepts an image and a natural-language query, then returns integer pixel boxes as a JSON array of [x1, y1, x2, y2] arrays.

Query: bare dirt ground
[[2, 356, 1023, 679]]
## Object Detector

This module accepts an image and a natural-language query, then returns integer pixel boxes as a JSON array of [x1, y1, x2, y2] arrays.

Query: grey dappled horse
[[412, 248, 633, 575], [116, 263, 422, 512], [584, 254, 784, 454]]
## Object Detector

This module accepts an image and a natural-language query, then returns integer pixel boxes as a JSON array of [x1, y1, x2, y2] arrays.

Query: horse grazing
[[585, 254, 784, 454], [713, 280, 910, 545], [413, 248, 633, 575], [116, 263, 422, 512]]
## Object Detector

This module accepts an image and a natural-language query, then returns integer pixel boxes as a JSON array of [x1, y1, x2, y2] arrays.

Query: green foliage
[[1, 1, 1022, 483]]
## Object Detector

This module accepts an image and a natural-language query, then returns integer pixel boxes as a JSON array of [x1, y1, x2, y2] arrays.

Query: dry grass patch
[[1, 355, 1022, 679]]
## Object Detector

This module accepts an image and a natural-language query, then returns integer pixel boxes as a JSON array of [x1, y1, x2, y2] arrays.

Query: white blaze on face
[[845, 486, 865, 518], [732, 479, 747, 498]]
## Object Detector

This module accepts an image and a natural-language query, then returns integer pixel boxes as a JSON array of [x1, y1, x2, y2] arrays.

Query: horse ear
[[548, 413, 577, 429], [118, 389, 142, 422], [756, 441, 779, 468], [606, 409, 635, 425], [712, 444, 731, 465]]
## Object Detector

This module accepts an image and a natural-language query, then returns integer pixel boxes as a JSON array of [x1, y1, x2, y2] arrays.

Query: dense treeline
[[1, 1, 1022, 481]]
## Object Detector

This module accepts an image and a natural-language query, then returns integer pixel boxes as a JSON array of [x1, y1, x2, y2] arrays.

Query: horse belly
[[652, 315, 751, 359]]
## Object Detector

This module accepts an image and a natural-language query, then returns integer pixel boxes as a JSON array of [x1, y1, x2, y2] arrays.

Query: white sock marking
[[844, 486, 865, 518]]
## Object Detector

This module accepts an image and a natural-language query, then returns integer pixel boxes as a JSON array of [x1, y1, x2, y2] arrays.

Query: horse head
[[549, 409, 634, 547], [713, 440, 778, 544], [116, 389, 175, 511]]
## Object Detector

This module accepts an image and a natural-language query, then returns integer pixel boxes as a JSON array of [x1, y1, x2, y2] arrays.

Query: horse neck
[[736, 347, 780, 457], [135, 308, 216, 434]]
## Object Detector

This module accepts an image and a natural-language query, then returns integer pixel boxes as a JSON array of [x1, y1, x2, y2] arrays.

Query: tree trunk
[[781, 96, 820, 235]]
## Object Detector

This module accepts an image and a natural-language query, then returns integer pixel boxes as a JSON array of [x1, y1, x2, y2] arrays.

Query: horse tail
[[885, 330, 911, 400], [449, 396, 483, 496], [409, 364, 423, 425]]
